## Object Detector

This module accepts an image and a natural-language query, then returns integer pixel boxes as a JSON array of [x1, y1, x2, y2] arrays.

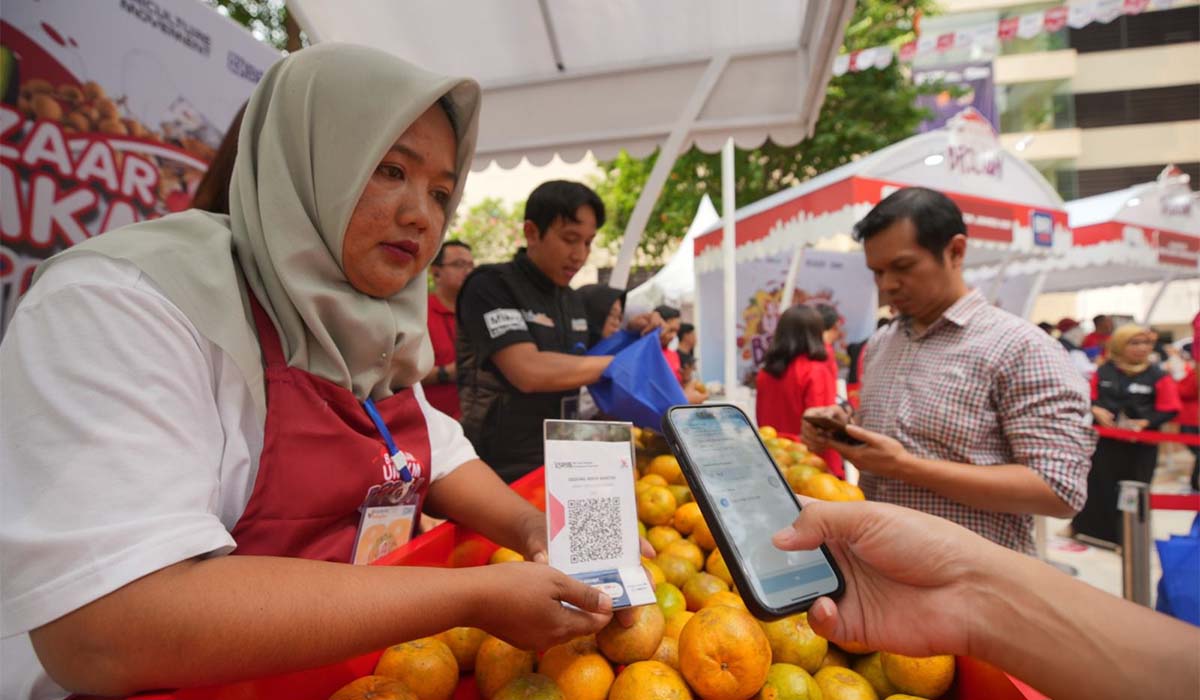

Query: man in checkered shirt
[[802, 187, 1095, 554]]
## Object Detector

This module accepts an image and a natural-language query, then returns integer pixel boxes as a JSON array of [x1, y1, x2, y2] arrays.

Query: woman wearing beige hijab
[[1070, 324, 1181, 548], [0, 44, 615, 699]]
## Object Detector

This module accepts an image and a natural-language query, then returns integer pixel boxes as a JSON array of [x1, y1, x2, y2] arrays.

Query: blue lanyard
[[363, 398, 412, 482]]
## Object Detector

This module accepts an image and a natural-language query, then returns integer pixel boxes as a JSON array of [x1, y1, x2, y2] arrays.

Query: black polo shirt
[[455, 248, 590, 482]]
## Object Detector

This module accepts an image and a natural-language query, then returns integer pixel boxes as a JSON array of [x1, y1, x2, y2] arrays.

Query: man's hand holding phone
[[802, 407, 914, 478], [800, 406, 852, 452]]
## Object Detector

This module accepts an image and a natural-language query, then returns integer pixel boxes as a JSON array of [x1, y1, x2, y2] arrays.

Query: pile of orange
[[330, 427, 952, 700]]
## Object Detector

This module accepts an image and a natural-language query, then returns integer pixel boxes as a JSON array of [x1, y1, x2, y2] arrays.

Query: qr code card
[[544, 420, 655, 609]]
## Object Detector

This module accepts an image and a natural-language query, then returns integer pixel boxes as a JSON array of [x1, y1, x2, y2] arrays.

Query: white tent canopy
[[286, 0, 855, 286], [692, 108, 1073, 275], [964, 167, 1200, 320], [625, 195, 719, 314]]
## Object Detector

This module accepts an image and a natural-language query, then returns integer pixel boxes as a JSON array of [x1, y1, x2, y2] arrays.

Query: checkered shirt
[[858, 289, 1095, 554]]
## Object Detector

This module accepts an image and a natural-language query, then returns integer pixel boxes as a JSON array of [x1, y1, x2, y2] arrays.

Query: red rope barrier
[[1095, 426, 1200, 447], [1150, 493, 1200, 512]]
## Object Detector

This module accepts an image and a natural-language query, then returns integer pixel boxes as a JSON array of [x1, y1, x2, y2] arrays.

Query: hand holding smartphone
[[802, 414, 865, 446], [661, 404, 843, 620]]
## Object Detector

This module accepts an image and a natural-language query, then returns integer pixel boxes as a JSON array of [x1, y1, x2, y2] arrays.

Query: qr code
[[568, 497, 623, 565]]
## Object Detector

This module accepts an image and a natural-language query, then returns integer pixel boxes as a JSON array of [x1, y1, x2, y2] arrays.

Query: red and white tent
[[693, 109, 1071, 275], [966, 166, 1199, 320]]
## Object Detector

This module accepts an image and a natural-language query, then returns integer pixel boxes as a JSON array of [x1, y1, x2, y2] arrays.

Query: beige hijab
[[34, 43, 480, 418]]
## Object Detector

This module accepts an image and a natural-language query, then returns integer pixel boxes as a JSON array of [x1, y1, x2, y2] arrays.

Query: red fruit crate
[[123, 469, 1044, 700]]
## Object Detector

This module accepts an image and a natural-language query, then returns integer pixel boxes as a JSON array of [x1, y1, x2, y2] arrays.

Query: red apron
[[229, 295, 432, 562]]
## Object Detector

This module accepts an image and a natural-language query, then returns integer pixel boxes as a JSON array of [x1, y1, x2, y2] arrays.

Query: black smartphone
[[662, 404, 844, 620], [802, 414, 865, 446]]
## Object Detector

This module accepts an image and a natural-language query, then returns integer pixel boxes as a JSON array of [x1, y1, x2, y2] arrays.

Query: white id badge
[[543, 420, 656, 609], [351, 502, 417, 565]]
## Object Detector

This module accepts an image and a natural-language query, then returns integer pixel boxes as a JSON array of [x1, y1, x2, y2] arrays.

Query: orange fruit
[[835, 639, 873, 655], [449, 539, 490, 568], [702, 591, 747, 611], [798, 453, 828, 471], [760, 613, 828, 673], [638, 486, 678, 526], [837, 481, 865, 502], [641, 473, 670, 487], [648, 525, 684, 554], [651, 635, 680, 670], [771, 448, 796, 468], [681, 572, 730, 612], [490, 547, 525, 564], [800, 473, 846, 502], [705, 549, 734, 586], [647, 454, 687, 485], [639, 520, 648, 540], [678, 605, 771, 700], [662, 540, 704, 571], [655, 554, 699, 589], [754, 663, 822, 700], [608, 660, 693, 700], [663, 610, 694, 640], [852, 653, 898, 699], [691, 518, 717, 551], [819, 646, 852, 670], [668, 485, 693, 506], [656, 582, 687, 620], [643, 558, 667, 587], [813, 666, 877, 700], [329, 675, 418, 700], [596, 603, 665, 664], [435, 627, 488, 672], [673, 502, 703, 535], [374, 638, 458, 700], [759, 426, 778, 440], [785, 465, 821, 494], [880, 653, 955, 699], [539, 642, 613, 700], [493, 672, 564, 700], [476, 636, 537, 700]]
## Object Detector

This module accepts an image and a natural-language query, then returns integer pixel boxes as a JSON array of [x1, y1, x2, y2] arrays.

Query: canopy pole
[[610, 55, 729, 290], [1020, 269, 1048, 320], [722, 138, 738, 397], [780, 244, 806, 310], [986, 250, 1019, 303], [1140, 273, 1175, 325]]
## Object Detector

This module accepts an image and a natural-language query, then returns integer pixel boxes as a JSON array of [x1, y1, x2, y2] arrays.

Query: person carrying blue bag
[[587, 328, 691, 429]]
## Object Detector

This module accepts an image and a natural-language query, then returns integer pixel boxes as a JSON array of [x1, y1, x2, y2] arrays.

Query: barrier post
[[1118, 480, 1152, 606]]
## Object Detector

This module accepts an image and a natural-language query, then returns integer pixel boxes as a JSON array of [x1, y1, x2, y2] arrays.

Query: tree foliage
[[445, 197, 524, 265], [591, 0, 940, 262], [204, 0, 305, 52]]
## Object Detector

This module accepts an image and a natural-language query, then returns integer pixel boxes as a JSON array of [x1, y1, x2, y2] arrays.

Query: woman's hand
[[1092, 406, 1116, 427], [515, 509, 549, 563], [772, 499, 996, 658], [475, 562, 613, 650]]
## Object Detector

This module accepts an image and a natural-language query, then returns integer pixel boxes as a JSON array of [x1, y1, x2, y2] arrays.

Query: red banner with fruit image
[[1, 1, 279, 334]]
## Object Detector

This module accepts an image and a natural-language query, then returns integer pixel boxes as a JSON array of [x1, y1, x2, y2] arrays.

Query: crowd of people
[[1, 42, 1197, 700]]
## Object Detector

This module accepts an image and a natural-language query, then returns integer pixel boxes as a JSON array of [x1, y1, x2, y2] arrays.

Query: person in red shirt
[[755, 305, 843, 476], [1178, 358, 1198, 491], [423, 240, 474, 417], [815, 303, 842, 383], [1081, 314, 1113, 350], [656, 304, 684, 382]]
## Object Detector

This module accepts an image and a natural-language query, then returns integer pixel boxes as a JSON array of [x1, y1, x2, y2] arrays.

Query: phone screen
[[668, 405, 840, 611]]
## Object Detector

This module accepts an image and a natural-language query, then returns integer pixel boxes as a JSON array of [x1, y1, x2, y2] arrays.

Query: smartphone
[[802, 414, 864, 446], [662, 404, 844, 620]]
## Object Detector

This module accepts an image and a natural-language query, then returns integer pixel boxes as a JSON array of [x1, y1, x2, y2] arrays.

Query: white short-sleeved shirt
[[0, 256, 477, 700]]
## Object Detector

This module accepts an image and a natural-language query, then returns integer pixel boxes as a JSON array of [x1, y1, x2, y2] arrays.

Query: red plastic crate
[[124, 469, 1044, 700]]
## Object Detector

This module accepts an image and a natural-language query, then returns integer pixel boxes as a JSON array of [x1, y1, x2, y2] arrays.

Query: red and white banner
[[831, 0, 1187, 76], [0, 0, 280, 334]]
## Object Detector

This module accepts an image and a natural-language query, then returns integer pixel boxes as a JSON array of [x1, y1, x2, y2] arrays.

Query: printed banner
[[913, 62, 997, 133], [0, 0, 280, 334]]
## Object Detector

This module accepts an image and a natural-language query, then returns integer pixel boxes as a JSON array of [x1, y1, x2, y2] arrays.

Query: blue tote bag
[[1156, 514, 1200, 626], [586, 329, 687, 429]]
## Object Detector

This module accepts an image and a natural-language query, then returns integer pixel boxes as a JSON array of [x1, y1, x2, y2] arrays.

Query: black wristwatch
[[437, 365, 450, 384]]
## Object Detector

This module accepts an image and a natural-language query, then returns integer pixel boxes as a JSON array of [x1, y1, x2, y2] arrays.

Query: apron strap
[[247, 293, 288, 369]]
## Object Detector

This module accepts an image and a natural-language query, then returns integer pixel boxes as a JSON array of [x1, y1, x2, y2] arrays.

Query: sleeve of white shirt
[[0, 257, 236, 637], [413, 382, 477, 480]]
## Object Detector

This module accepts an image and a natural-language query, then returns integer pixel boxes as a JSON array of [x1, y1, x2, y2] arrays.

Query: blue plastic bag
[[586, 329, 687, 429], [1156, 514, 1200, 626]]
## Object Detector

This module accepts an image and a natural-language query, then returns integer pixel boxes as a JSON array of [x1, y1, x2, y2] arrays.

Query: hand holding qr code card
[[544, 420, 656, 609]]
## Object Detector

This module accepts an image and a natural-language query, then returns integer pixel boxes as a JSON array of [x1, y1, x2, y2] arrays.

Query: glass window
[[997, 79, 1075, 133]]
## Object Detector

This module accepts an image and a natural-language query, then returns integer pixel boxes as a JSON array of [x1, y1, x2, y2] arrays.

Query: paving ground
[[1041, 442, 1197, 606]]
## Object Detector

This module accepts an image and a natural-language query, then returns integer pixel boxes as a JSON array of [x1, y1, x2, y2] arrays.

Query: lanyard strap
[[363, 398, 412, 482]]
